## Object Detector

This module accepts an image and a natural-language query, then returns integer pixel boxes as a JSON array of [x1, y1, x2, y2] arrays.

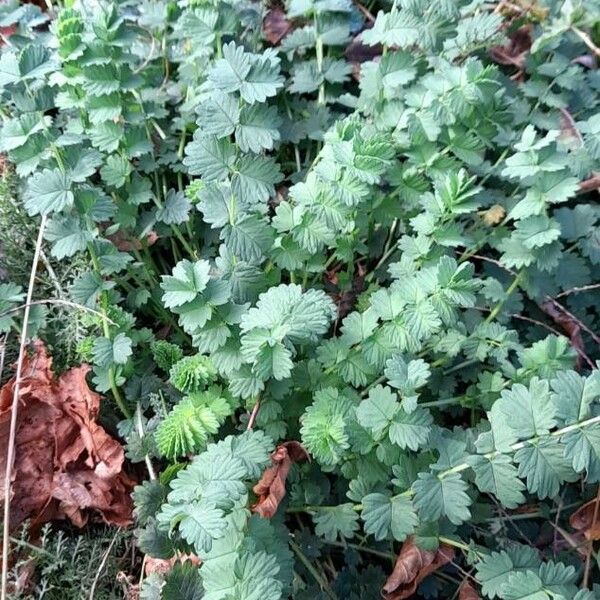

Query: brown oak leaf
[[459, 581, 481, 600], [570, 497, 600, 541], [252, 441, 309, 518], [263, 9, 292, 45], [381, 537, 455, 600], [489, 25, 532, 70], [0, 341, 134, 532]]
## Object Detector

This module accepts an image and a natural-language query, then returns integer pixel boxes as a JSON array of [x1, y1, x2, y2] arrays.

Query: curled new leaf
[[252, 441, 309, 518], [381, 536, 455, 600]]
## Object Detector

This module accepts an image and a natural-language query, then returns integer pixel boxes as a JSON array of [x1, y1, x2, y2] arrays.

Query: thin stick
[[0, 299, 116, 325], [246, 396, 261, 430], [39, 250, 63, 297], [571, 26, 600, 58], [0, 336, 7, 385], [88, 529, 121, 600], [1, 215, 47, 600], [544, 296, 600, 347], [136, 403, 156, 481], [556, 284, 600, 299]]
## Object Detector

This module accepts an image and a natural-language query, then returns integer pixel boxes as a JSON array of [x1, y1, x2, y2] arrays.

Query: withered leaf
[[459, 581, 481, 600], [382, 536, 455, 600], [539, 298, 591, 369], [252, 441, 309, 518], [263, 9, 292, 45], [489, 26, 532, 69], [145, 554, 201, 577], [479, 204, 506, 226], [570, 497, 600, 541], [0, 341, 134, 531], [108, 229, 158, 252]]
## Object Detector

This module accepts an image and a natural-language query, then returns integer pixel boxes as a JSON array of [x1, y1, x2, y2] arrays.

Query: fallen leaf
[[382, 537, 455, 600], [579, 173, 600, 193], [108, 229, 158, 252], [326, 262, 367, 321], [559, 108, 583, 149], [570, 497, 600, 540], [263, 9, 292, 45], [0, 341, 134, 532], [0, 26, 17, 45], [145, 554, 201, 577], [489, 26, 532, 70], [459, 581, 481, 600], [479, 204, 506, 226], [252, 441, 309, 518], [572, 54, 596, 69], [540, 299, 592, 369]]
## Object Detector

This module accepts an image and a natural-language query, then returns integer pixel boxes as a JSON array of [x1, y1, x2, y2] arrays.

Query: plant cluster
[[1, 0, 600, 598]]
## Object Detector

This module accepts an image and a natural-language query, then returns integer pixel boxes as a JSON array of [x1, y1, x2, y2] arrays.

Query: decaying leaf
[[145, 554, 201, 576], [263, 9, 292, 45], [540, 298, 591, 369], [252, 441, 309, 518], [381, 536, 455, 600], [0, 341, 134, 531], [489, 25, 532, 70], [108, 229, 158, 252], [570, 497, 600, 540], [459, 581, 481, 600], [479, 204, 506, 226]]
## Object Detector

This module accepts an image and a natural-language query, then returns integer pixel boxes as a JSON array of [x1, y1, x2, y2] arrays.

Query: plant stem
[[289, 415, 600, 517], [324, 539, 395, 561], [290, 540, 337, 600], [87, 243, 131, 420], [135, 402, 156, 480], [484, 271, 522, 324], [315, 31, 325, 106], [441, 414, 600, 479]]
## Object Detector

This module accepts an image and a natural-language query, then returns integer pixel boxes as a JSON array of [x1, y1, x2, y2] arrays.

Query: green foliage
[[169, 354, 218, 394], [2, 0, 600, 597], [155, 387, 235, 459], [8, 523, 129, 599], [151, 340, 184, 373]]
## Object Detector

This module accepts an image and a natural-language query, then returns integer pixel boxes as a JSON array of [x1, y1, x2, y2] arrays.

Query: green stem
[[324, 540, 395, 561], [441, 414, 600, 479], [314, 15, 325, 106], [290, 540, 337, 600], [484, 271, 522, 324], [438, 536, 487, 558], [366, 240, 399, 282], [289, 415, 600, 515], [87, 243, 131, 419]]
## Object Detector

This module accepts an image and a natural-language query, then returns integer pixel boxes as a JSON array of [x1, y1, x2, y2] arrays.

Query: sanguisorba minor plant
[[1, 0, 600, 597]]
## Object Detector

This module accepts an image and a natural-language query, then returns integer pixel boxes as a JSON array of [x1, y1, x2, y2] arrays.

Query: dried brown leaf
[[570, 498, 600, 540], [263, 9, 292, 45], [252, 441, 309, 518], [108, 230, 157, 252], [539, 299, 591, 369], [489, 26, 532, 70], [145, 554, 201, 577], [479, 204, 506, 226], [381, 537, 455, 600], [0, 341, 134, 532], [459, 581, 481, 600]]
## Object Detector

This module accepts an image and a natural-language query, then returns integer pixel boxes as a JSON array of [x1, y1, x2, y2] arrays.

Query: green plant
[[1, 0, 600, 598], [7, 523, 130, 599]]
